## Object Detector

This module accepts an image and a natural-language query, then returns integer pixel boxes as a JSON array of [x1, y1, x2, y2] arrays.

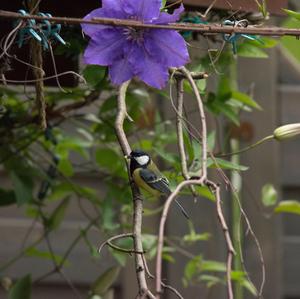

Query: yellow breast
[[132, 168, 161, 197]]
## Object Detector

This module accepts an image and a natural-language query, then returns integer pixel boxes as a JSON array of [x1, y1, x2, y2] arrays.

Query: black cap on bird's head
[[129, 149, 148, 158], [127, 149, 151, 172]]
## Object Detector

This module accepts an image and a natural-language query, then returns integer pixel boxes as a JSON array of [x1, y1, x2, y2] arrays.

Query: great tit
[[127, 149, 189, 219]]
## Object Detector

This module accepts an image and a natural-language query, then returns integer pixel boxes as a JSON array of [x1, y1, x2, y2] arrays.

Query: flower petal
[[154, 4, 185, 24], [83, 29, 126, 66], [82, 6, 126, 36], [129, 45, 169, 89], [123, 0, 162, 21], [109, 57, 135, 85], [144, 29, 190, 67]]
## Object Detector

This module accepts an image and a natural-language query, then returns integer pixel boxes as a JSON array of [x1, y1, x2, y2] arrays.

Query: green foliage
[[0, 189, 16, 206], [25, 247, 68, 265], [10, 172, 33, 205], [83, 65, 107, 87], [281, 16, 300, 64], [0, 13, 281, 298], [275, 200, 300, 215], [8, 275, 31, 299], [183, 255, 257, 295], [47, 198, 71, 231], [91, 267, 120, 296], [261, 184, 278, 207]]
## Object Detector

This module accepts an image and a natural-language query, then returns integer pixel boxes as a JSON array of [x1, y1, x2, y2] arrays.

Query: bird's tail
[[174, 199, 190, 220]]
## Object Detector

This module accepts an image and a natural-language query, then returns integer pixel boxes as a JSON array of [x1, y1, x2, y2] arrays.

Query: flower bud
[[273, 123, 300, 141]]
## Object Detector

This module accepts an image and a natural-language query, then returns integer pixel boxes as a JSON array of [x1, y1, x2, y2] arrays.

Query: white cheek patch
[[135, 155, 150, 166]]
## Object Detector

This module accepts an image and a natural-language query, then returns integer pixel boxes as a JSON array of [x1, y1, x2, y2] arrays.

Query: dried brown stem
[[98, 233, 144, 255], [176, 78, 189, 180], [156, 68, 208, 298], [207, 180, 235, 299], [115, 81, 154, 298], [1, 10, 300, 37], [28, 1, 47, 130], [142, 254, 184, 299], [155, 178, 205, 298], [180, 67, 207, 178]]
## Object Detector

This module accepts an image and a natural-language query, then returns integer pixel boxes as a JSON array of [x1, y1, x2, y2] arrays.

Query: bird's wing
[[139, 168, 171, 195]]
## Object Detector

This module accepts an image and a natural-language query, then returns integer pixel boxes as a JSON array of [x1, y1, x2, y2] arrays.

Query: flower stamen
[[123, 27, 144, 44]]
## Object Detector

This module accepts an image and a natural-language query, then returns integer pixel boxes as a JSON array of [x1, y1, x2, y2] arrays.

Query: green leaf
[[160, 0, 167, 10], [110, 250, 128, 267], [201, 260, 226, 272], [247, 37, 278, 49], [231, 91, 262, 110], [101, 199, 120, 231], [46, 183, 73, 202], [162, 253, 175, 263], [183, 232, 211, 243], [275, 200, 300, 215], [184, 255, 202, 281], [153, 147, 178, 164], [261, 184, 278, 207], [207, 131, 216, 152], [84, 114, 102, 124], [0, 189, 16, 206], [237, 43, 268, 58], [91, 267, 120, 296], [57, 158, 74, 177], [241, 279, 258, 296], [194, 186, 215, 201], [48, 198, 70, 231], [95, 148, 121, 172], [83, 65, 106, 87], [9, 275, 31, 299], [207, 158, 249, 171], [25, 248, 67, 265], [281, 17, 300, 64], [284, 9, 300, 21], [199, 274, 223, 288], [206, 98, 240, 125], [10, 172, 33, 205]]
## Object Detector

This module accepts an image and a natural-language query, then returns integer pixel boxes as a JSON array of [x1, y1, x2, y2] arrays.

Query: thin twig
[[0, 10, 300, 37], [155, 178, 205, 298], [207, 180, 235, 299], [98, 233, 140, 255], [142, 254, 184, 299], [180, 67, 207, 178], [176, 78, 189, 179]]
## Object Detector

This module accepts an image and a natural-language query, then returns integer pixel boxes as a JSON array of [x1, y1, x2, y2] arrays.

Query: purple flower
[[82, 0, 190, 89]]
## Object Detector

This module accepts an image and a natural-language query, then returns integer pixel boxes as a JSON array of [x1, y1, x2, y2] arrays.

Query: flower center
[[123, 27, 144, 44]]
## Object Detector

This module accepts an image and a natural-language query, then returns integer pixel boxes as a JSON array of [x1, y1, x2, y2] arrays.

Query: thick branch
[[1, 10, 300, 37], [115, 81, 153, 298]]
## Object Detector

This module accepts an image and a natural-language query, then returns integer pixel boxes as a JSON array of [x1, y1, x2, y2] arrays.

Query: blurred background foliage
[[1, 5, 300, 299]]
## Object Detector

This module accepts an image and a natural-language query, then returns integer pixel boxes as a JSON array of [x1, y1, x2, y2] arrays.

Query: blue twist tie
[[16, 9, 66, 49], [222, 19, 263, 54]]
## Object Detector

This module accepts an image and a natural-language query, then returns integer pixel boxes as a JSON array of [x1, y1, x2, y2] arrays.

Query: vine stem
[[217, 135, 274, 157], [28, 1, 47, 130], [115, 81, 155, 299], [1, 10, 300, 37]]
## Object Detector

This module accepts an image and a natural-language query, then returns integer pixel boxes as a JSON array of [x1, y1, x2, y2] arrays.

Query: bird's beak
[[125, 154, 130, 160]]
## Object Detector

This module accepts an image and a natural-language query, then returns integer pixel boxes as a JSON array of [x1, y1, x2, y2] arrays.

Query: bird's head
[[127, 149, 151, 167]]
